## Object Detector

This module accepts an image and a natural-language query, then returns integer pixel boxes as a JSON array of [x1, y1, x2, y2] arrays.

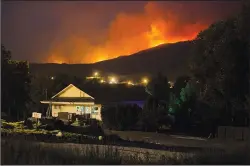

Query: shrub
[[54, 119, 65, 130], [79, 119, 86, 127], [37, 124, 54, 131], [1, 122, 15, 129], [101, 104, 142, 130], [1, 121, 24, 129], [23, 118, 33, 129]]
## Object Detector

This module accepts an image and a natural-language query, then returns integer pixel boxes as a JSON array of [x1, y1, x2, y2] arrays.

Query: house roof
[[51, 97, 94, 103], [51, 84, 94, 99], [47, 83, 148, 104]]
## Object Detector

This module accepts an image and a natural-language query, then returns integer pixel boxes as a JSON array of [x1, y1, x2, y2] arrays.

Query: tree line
[[2, 45, 31, 120]]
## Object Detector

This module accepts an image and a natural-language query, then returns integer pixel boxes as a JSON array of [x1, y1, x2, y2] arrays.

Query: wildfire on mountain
[[45, 2, 239, 64]]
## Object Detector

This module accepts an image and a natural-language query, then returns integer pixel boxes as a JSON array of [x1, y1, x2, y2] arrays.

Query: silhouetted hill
[[30, 41, 193, 81]]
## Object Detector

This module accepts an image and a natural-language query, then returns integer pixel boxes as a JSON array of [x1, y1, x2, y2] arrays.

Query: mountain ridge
[[30, 41, 194, 81]]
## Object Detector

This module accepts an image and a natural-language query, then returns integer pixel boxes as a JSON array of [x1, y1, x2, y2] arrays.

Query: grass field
[[2, 138, 250, 165], [2, 120, 250, 164]]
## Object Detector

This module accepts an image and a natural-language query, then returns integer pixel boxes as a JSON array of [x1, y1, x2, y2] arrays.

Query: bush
[[101, 104, 142, 130], [23, 118, 33, 129], [1, 122, 15, 129], [1, 121, 24, 129], [79, 119, 86, 127], [37, 124, 54, 131], [37, 118, 65, 131], [54, 119, 65, 130]]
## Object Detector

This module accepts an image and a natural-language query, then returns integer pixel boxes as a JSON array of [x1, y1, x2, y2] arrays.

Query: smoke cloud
[[2, 1, 241, 63]]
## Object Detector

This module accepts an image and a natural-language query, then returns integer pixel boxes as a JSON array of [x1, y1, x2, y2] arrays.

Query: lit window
[[91, 106, 99, 114], [85, 106, 91, 114]]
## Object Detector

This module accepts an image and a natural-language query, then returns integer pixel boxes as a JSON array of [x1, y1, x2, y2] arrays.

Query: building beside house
[[40, 84, 102, 121], [41, 83, 148, 121], [85, 84, 147, 109]]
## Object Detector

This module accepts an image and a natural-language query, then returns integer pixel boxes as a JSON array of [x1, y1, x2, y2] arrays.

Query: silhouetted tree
[[28, 75, 54, 115], [172, 75, 190, 97], [190, 4, 250, 126], [101, 104, 142, 130], [2, 45, 31, 120], [146, 72, 170, 103], [2, 45, 12, 118], [142, 73, 171, 131], [168, 81, 197, 131], [141, 96, 159, 131]]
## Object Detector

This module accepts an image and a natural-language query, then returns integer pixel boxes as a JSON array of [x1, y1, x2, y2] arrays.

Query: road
[[105, 130, 249, 150]]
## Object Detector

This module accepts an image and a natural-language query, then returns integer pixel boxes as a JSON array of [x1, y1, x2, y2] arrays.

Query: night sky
[[2, 1, 241, 64]]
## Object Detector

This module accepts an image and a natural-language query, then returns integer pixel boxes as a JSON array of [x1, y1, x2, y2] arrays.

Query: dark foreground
[[2, 139, 250, 165]]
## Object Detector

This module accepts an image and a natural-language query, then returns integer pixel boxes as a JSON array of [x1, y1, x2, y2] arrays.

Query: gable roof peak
[[51, 84, 94, 99]]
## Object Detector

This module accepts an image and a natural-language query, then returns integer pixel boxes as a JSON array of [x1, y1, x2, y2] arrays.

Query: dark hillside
[[30, 41, 193, 81]]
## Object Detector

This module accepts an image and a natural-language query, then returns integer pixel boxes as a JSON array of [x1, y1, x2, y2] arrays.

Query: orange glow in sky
[[44, 2, 209, 64]]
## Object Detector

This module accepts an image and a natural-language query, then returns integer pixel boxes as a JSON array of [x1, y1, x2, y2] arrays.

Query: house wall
[[52, 104, 102, 121], [90, 104, 102, 121]]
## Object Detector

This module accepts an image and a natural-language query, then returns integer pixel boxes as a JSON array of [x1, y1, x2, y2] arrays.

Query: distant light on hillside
[[93, 72, 99, 77], [127, 80, 134, 86], [109, 77, 118, 84], [100, 79, 105, 83]]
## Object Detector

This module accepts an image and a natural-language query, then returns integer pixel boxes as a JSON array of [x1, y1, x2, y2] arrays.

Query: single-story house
[[41, 83, 148, 121], [40, 84, 102, 121]]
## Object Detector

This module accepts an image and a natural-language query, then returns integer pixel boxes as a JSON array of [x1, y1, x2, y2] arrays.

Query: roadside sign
[[32, 112, 42, 119]]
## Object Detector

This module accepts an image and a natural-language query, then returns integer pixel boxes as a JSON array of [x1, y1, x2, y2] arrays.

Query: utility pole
[[45, 89, 48, 100]]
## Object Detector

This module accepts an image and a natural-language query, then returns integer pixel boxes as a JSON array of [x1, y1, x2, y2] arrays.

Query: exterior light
[[94, 72, 99, 77], [100, 79, 105, 83], [51, 76, 54, 80], [142, 78, 148, 84], [127, 81, 134, 85], [109, 77, 117, 84], [168, 81, 174, 88]]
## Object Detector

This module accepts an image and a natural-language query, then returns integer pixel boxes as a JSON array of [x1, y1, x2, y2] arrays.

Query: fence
[[218, 126, 250, 141]]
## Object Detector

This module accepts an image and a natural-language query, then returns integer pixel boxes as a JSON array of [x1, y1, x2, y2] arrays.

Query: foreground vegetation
[[1, 119, 103, 145], [1, 120, 214, 153], [2, 118, 250, 164], [2, 139, 250, 165]]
